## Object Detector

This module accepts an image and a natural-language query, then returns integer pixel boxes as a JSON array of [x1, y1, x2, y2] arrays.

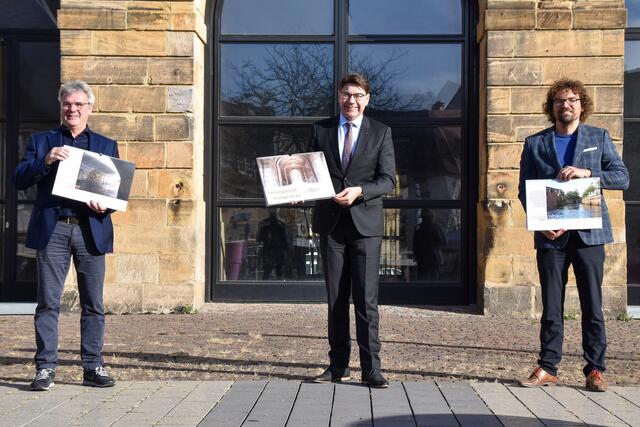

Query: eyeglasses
[[61, 102, 91, 109], [553, 97, 580, 106], [340, 92, 368, 101]]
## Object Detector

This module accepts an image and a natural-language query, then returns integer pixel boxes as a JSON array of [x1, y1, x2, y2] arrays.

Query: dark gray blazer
[[310, 116, 396, 237], [518, 123, 629, 249]]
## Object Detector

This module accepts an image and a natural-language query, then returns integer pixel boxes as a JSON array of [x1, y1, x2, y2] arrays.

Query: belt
[[58, 216, 82, 225]]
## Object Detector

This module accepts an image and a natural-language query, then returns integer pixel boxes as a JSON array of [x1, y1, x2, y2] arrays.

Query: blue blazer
[[13, 127, 119, 254], [518, 124, 629, 249]]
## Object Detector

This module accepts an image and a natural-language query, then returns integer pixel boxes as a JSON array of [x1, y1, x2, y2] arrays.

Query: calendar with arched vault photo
[[256, 151, 335, 206], [52, 146, 135, 211]]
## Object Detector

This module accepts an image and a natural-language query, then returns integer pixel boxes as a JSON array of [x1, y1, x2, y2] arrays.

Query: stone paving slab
[[1, 381, 639, 426]]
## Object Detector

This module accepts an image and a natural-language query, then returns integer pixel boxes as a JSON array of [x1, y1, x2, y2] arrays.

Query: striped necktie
[[342, 122, 353, 171]]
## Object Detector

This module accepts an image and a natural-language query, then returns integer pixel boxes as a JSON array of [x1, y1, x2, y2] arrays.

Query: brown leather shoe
[[585, 369, 608, 392], [519, 367, 558, 387]]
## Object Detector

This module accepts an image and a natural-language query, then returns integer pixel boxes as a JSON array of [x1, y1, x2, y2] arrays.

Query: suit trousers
[[319, 211, 382, 373], [536, 231, 606, 377], [34, 221, 106, 370]]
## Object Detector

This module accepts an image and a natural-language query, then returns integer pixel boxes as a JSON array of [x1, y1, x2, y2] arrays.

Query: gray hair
[[58, 80, 95, 105]]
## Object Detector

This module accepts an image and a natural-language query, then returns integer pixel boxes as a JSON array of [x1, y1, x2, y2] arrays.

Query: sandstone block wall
[[479, 0, 628, 317]]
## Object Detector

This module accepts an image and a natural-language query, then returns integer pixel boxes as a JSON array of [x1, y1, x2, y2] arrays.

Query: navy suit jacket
[[309, 116, 396, 237], [518, 124, 629, 249], [13, 127, 119, 254]]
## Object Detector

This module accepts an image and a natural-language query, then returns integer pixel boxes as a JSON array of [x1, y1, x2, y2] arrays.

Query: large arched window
[[207, 0, 477, 304]]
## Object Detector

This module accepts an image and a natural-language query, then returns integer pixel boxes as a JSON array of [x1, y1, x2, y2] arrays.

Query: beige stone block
[[113, 198, 167, 226], [511, 255, 538, 285], [574, 1, 625, 9], [171, 13, 196, 31], [515, 125, 549, 142], [167, 87, 194, 112], [594, 86, 623, 113], [603, 243, 627, 284], [487, 60, 543, 85], [513, 30, 624, 57], [126, 142, 165, 168], [159, 254, 195, 283], [487, 114, 548, 142], [127, 11, 171, 30], [167, 199, 195, 226], [126, 2, 172, 12], [607, 198, 626, 228], [148, 169, 193, 198], [487, 32, 515, 58], [115, 226, 196, 254], [538, 1, 574, 10], [574, 9, 627, 29], [142, 283, 196, 311], [60, 30, 92, 55], [129, 169, 148, 197], [487, 143, 523, 169], [587, 114, 623, 140], [603, 188, 625, 200], [542, 57, 624, 85], [58, 9, 126, 30], [95, 86, 166, 113], [537, 10, 572, 29], [148, 58, 193, 84], [166, 32, 193, 56], [484, 256, 513, 283], [105, 254, 117, 283], [511, 87, 547, 113], [89, 114, 154, 141], [602, 286, 627, 318], [104, 282, 144, 313], [488, 226, 535, 256], [166, 142, 193, 168], [92, 31, 166, 56], [482, 199, 521, 229], [487, 115, 513, 142], [62, 57, 147, 84], [485, 9, 536, 30], [116, 254, 159, 284], [483, 284, 534, 317], [487, 0, 536, 9], [487, 87, 510, 113], [487, 170, 519, 199], [155, 115, 192, 140]]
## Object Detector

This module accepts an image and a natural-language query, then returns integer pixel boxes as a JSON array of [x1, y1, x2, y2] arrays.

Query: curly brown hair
[[542, 78, 593, 124]]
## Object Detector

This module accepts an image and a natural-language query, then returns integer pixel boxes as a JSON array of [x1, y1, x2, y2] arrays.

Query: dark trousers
[[536, 231, 606, 377], [319, 212, 382, 373], [34, 221, 106, 370]]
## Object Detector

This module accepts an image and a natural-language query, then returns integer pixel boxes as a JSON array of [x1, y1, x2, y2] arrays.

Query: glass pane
[[0, 204, 4, 283], [0, 42, 4, 120], [349, 0, 462, 35], [628, 0, 640, 27], [392, 126, 462, 200], [219, 125, 311, 199], [19, 41, 60, 120], [17, 204, 37, 283], [18, 123, 58, 201], [628, 206, 640, 285], [221, 0, 332, 35], [625, 41, 640, 119], [623, 122, 640, 200], [349, 44, 462, 119], [380, 208, 461, 282], [221, 44, 333, 117], [219, 207, 323, 281], [0, 123, 4, 200]]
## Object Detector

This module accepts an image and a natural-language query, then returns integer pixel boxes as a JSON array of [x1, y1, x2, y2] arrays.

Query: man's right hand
[[45, 146, 70, 166], [541, 229, 567, 240]]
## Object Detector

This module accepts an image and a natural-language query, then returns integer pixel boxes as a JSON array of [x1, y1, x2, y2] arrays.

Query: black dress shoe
[[361, 370, 389, 388], [312, 367, 351, 383]]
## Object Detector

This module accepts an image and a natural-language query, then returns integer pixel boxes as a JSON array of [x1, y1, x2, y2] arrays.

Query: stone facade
[[478, 0, 628, 317], [56, 0, 630, 317]]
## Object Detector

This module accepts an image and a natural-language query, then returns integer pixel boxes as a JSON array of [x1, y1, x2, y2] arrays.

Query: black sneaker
[[83, 367, 116, 388], [30, 368, 55, 391]]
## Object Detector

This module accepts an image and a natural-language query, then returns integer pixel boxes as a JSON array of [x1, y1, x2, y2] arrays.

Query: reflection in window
[[16, 204, 37, 282], [19, 42, 60, 120], [628, 0, 640, 27], [349, 44, 462, 119], [349, 0, 462, 35], [221, 0, 332, 35], [628, 208, 640, 285], [221, 44, 333, 117], [392, 127, 462, 200], [623, 123, 640, 200], [219, 126, 311, 199], [625, 41, 640, 119], [219, 207, 322, 281], [380, 208, 461, 282]]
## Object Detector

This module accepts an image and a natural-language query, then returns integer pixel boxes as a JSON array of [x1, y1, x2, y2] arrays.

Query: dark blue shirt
[[554, 131, 577, 167], [58, 126, 92, 218]]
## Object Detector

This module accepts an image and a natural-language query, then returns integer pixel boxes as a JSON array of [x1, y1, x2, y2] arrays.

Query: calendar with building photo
[[52, 145, 135, 211], [525, 177, 602, 231], [256, 151, 335, 206]]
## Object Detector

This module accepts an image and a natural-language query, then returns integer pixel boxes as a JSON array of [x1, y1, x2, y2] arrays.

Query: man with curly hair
[[517, 78, 629, 392]]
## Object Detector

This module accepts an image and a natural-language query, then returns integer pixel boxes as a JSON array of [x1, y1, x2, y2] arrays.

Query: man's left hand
[[333, 187, 363, 206], [87, 200, 107, 214], [557, 166, 591, 181]]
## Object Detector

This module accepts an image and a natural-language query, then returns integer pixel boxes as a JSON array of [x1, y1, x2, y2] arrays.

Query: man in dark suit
[[310, 73, 396, 388], [14, 80, 118, 391], [518, 79, 629, 392]]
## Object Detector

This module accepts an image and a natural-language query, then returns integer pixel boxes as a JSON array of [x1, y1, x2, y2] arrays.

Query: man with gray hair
[[14, 80, 118, 391]]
